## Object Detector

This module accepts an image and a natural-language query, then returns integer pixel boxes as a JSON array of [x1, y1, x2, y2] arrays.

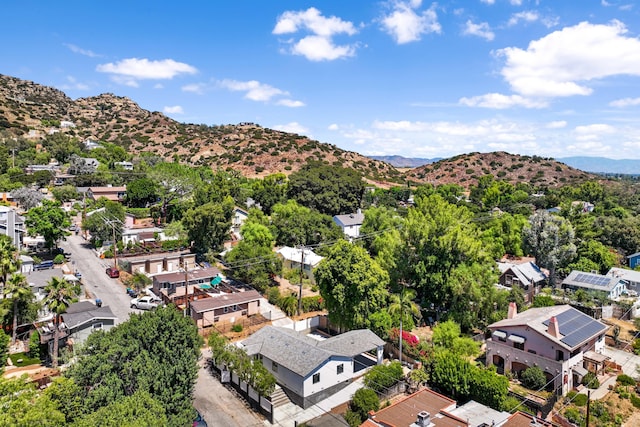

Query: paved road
[[60, 234, 264, 426], [59, 233, 137, 324]]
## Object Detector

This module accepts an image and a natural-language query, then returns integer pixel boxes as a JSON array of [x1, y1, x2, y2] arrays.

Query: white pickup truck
[[130, 295, 161, 310]]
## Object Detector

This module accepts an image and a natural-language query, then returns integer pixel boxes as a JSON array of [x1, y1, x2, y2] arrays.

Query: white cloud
[[380, 1, 441, 44], [64, 43, 99, 58], [480, 0, 495, 4], [218, 79, 286, 102], [182, 83, 208, 94], [96, 58, 197, 86], [459, 93, 547, 109], [273, 7, 358, 61], [291, 35, 356, 61], [508, 11, 539, 27], [546, 121, 567, 129], [610, 97, 640, 107], [497, 20, 640, 98], [163, 105, 184, 114], [328, 123, 339, 131], [462, 20, 495, 41], [574, 124, 616, 134], [153, 83, 164, 89], [273, 122, 310, 135], [276, 99, 305, 107], [58, 75, 89, 91], [510, 0, 523, 5]]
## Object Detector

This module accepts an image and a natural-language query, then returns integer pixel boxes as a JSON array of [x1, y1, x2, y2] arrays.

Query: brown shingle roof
[[190, 289, 262, 313]]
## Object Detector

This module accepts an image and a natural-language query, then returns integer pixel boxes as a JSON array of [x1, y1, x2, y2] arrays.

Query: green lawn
[[9, 352, 42, 367]]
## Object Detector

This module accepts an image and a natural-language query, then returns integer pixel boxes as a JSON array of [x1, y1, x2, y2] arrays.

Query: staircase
[[270, 385, 292, 408]]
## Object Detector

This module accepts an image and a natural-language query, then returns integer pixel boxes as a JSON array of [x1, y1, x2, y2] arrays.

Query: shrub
[[520, 366, 546, 390], [564, 408, 583, 425], [572, 393, 588, 406], [630, 392, 640, 409], [0, 330, 9, 369], [364, 362, 403, 392], [583, 372, 600, 389], [344, 410, 362, 427], [53, 254, 65, 264], [267, 287, 281, 305], [350, 388, 379, 422], [231, 324, 243, 333], [301, 295, 324, 312], [28, 331, 41, 360], [617, 374, 636, 386]]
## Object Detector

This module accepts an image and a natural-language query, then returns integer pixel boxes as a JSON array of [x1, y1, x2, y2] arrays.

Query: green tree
[[3, 273, 34, 344], [51, 185, 80, 203], [182, 197, 234, 253], [569, 240, 617, 275], [315, 240, 390, 331], [388, 287, 421, 331], [0, 329, 8, 370], [287, 162, 365, 216], [44, 377, 85, 423], [226, 223, 281, 291], [520, 366, 547, 389], [125, 177, 158, 208], [523, 210, 576, 286], [363, 361, 403, 392], [349, 387, 379, 423], [43, 133, 82, 163], [270, 200, 342, 247], [251, 173, 287, 214], [480, 213, 528, 259], [469, 365, 509, 410], [82, 199, 125, 244], [148, 162, 199, 223], [12, 186, 45, 210], [0, 235, 20, 290], [25, 199, 71, 250], [43, 276, 80, 367], [532, 294, 556, 307], [66, 307, 202, 426], [72, 390, 168, 427], [430, 349, 472, 401], [0, 375, 66, 425]]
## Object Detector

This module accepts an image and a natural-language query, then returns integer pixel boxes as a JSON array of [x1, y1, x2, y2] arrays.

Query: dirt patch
[[273, 276, 318, 298], [603, 318, 636, 341]]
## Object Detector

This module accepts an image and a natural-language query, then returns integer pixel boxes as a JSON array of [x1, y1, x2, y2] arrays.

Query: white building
[[333, 209, 364, 239]]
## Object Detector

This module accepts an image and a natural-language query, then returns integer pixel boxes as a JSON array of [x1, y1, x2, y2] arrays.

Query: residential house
[[36, 301, 116, 361], [607, 267, 640, 295], [151, 266, 221, 295], [114, 161, 134, 170], [277, 246, 324, 283], [241, 326, 384, 408], [362, 388, 468, 427], [189, 287, 262, 328], [0, 206, 25, 249], [231, 207, 249, 238], [83, 139, 101, 150], [571, 200, 595, 213], [87, 186, 127, 203], [497, 260, 547, 303], [333, 209, 365, 239], [123, 250, 195, 275], [626, 252, 640, 270], [25, 161, 60, 174], [561, 270, 627, 300], [486, 303, 608, 395], [501, 412, 552, 427]]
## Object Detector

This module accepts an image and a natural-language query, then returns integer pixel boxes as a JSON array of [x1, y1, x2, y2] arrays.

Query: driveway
[[193, 348, 264, 427]]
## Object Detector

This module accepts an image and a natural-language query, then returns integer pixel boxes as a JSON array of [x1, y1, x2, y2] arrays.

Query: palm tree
[[4, 273, 33, 344], [43, 276, 80, 367], [388, 287, 421, 331], [0, 235, 20, 292]]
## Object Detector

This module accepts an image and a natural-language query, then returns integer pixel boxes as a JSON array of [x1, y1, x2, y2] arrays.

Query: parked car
[[130, 295, 160, 310], [105, 267, 120, 278], [126, 287, 139, 298], [193, 410, 207, 427], [33, 260, 54, 270], [74, 271, 82, 278]]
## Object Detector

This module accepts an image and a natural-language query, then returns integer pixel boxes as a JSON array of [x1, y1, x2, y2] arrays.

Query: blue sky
[[2, 0, 640, 160]]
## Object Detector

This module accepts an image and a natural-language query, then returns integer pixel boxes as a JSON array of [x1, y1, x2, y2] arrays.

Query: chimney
[[507, 302, 517, 319], [416, 411, 431, 427], [548, 316, 560, 338]]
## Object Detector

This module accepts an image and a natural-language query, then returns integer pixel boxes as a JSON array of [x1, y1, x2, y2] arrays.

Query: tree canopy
[[25, 200, 70, 250]]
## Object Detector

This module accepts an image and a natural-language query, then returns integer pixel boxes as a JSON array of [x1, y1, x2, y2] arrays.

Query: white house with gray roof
[[241, 326, 384, 408], [561, 270, 627, 300], [333, 209, 364, 239]]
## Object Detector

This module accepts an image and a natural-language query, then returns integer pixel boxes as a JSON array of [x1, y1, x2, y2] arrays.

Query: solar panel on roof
[[542, 308, 607, 348], [574, 273, 611, 287]]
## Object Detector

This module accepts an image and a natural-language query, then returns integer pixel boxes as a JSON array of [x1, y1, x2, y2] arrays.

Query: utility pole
[[298, 246, 305, 316], [585, 390, 591, 427], [399, 284, 404, 367], [184, 261, 189, 317]]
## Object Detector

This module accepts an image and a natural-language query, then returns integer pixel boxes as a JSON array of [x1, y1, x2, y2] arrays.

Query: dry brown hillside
[[405, 151, 597, 188]]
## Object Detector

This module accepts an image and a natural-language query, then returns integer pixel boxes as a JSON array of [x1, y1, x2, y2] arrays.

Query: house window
[[337, 364, 344, 375], [272, 362, 278, 372], [513, 341, 524, 351], [233, 304, 238, 311], [556, 350, 565, 361], [527, 349, 537, 355], [224, 307, 228, 313], [313, 373, 320, 384], [92, 322, 103, 330]]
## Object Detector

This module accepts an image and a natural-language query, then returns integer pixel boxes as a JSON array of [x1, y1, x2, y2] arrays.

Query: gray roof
[[190, 289, 262, 313], [333, 212, 364, 227], [241, 326, 383, 377], [489, 304, 607, 351], [62, 301, 116, 330], [498, 261, 547, 284], [608, 267, 640, 283], [562, 270, 625, 292]]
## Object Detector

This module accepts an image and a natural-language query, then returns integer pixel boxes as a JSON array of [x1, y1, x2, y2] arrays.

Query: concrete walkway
[[268, 377, 364, 426], [258, 298, 294, 328], [580, 346, 640, 400]]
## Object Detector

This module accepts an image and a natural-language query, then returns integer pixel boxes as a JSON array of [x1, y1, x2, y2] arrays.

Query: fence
[[507, 386, 561, 418], [199, 314, 270, 341]]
